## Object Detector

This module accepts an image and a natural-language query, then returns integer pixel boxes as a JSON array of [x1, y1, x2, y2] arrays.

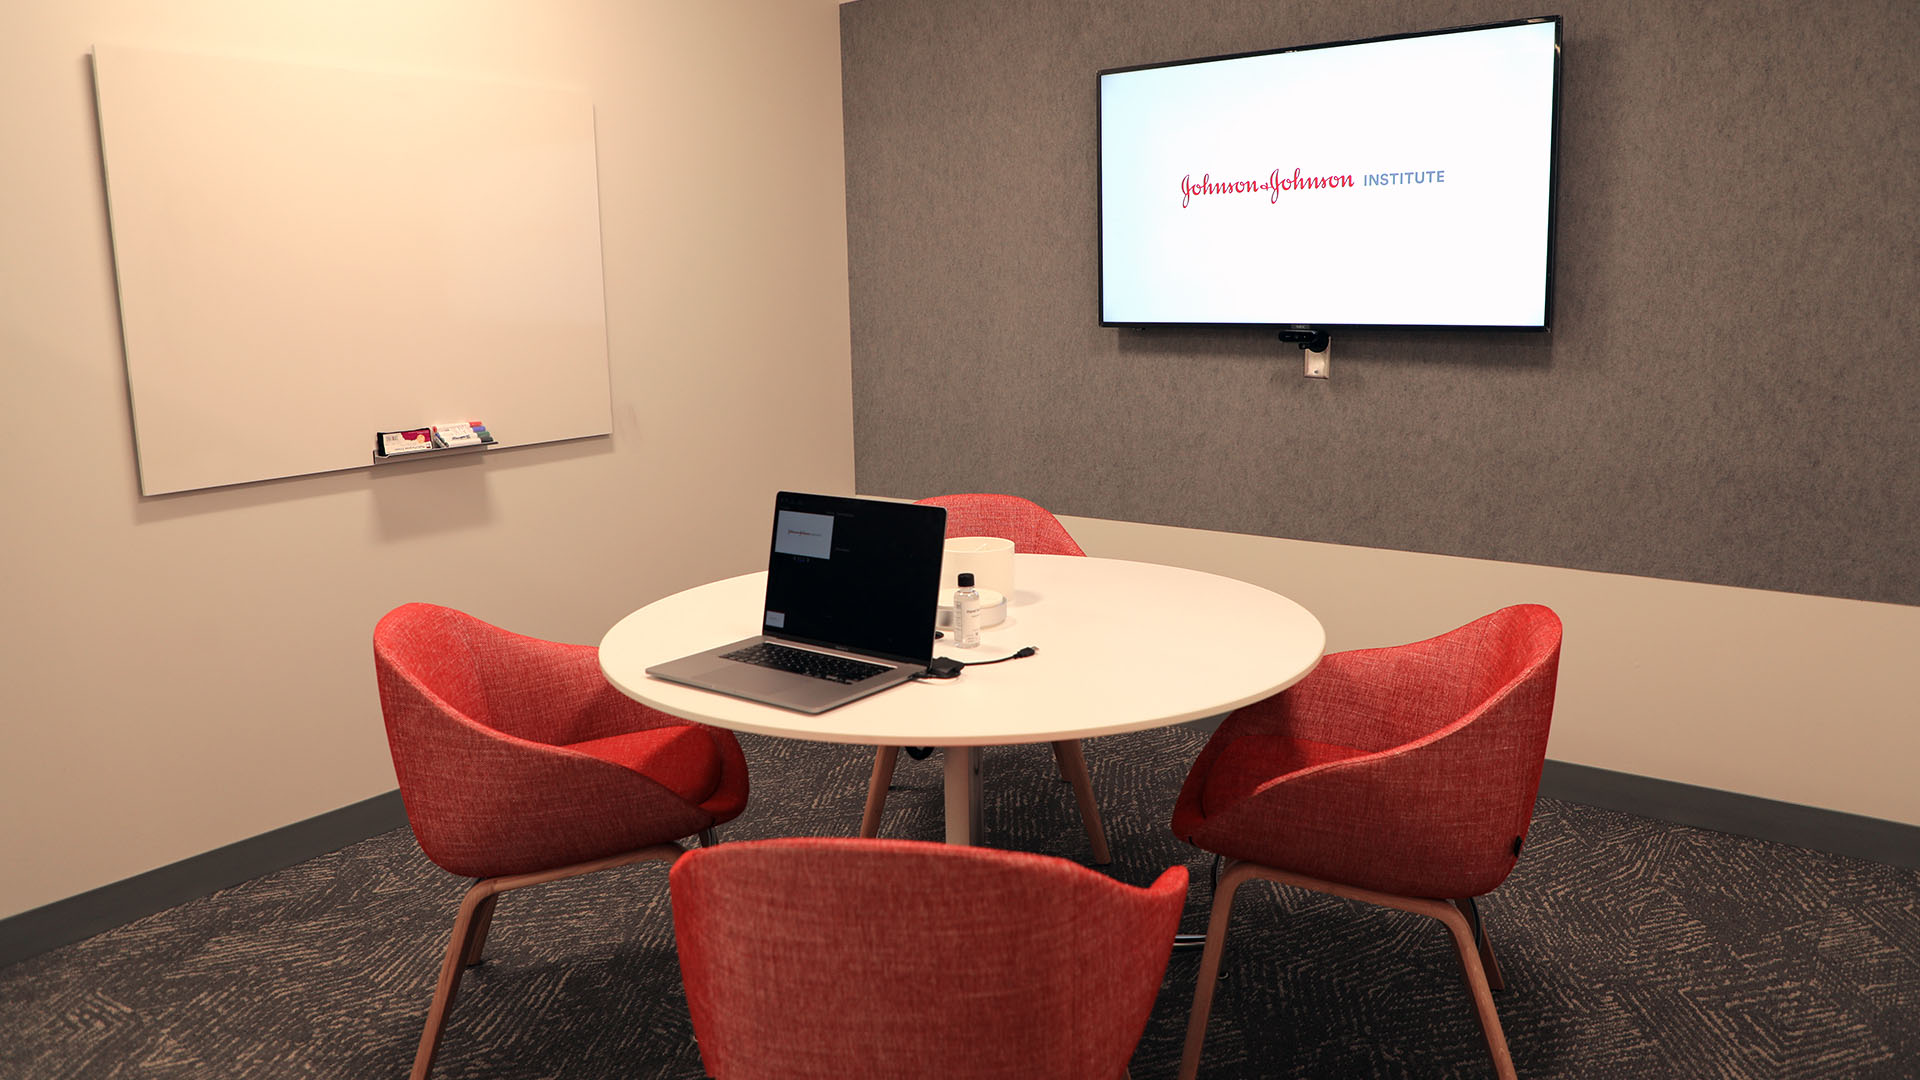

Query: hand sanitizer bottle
[[953, 572, 981, 649]]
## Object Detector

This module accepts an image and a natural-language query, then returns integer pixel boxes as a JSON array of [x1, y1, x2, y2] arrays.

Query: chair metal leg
[[1050, 739, 1111, 864], [409, 843, 686, 1080], [1177, 860, 1256, 1080], [860, 746, 900, 838], [1453, 896, 1504, 991], [1173, 854, 1227, 951]]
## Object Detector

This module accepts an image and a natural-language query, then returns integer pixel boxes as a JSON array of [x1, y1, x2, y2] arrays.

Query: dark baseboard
[[1538, 760, 1919, 871], [0, 791, 408, 971], [5, 762, 1915, 970]]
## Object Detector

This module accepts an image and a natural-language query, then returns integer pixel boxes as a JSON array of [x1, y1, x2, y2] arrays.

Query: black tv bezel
[[1096, 15, 1565, 335]]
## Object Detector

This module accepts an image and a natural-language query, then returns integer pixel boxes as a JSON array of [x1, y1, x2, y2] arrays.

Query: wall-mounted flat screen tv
[[1099, 16, 1562, 332]]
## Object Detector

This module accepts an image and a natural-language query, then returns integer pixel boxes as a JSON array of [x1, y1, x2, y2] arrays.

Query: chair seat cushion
[[1201, 735, 1368, 817], [568, 726, 723, 806]]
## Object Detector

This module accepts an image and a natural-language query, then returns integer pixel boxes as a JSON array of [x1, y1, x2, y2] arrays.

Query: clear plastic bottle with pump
[[952, 572, 981, 649]]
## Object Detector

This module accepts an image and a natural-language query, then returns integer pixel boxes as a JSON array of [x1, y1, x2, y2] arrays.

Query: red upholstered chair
[[373, 602, 749, 1080], [670, 837, 1187, 1080], [1171, 604, 1562, 1080], [860, 493, 1111, 862]]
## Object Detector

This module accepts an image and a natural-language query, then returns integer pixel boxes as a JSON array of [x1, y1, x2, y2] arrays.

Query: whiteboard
[[92, 45, 613, 495]]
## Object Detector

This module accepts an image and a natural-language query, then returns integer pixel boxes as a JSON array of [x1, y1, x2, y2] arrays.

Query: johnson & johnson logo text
[[1180, 167, 1355, 208]]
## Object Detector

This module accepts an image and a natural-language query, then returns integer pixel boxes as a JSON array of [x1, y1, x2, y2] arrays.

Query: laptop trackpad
[[686, 658, 795, 692]]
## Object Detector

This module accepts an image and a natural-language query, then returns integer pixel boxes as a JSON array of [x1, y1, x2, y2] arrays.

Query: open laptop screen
[[761, 493, 947, 665]]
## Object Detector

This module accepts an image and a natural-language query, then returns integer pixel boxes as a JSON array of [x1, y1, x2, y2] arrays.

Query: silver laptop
[[645, 492, 948, 714]]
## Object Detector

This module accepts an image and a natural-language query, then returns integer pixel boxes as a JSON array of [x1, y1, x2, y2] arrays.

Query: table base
[[943, 746, 983, 845]]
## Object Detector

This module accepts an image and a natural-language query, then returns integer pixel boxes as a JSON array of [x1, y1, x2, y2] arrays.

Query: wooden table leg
[[1050, 739, 1111, 864], [861, 745, 900, 838]]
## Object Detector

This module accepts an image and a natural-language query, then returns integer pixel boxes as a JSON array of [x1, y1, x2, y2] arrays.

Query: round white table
[[599, 554, 1325, 846]]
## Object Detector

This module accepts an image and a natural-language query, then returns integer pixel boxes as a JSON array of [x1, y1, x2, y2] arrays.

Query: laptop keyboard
[[721, 642, 892, 684]]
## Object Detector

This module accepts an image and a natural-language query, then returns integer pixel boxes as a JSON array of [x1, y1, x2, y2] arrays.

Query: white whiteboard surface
[[92, 45, 613, 495]]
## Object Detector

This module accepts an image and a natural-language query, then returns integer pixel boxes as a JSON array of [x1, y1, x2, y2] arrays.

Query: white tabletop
[[599, 555, 1326, 747]]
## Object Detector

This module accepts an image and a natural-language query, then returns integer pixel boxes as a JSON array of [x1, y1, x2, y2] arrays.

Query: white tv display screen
[[1099, 17, 1562, 330]]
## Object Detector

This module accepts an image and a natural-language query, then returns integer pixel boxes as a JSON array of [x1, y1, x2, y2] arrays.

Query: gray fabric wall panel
[[840, 0, 1920, 606]]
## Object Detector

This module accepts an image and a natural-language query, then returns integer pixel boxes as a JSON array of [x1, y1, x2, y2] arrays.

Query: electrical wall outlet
[[1304, 344, 1330, 379]]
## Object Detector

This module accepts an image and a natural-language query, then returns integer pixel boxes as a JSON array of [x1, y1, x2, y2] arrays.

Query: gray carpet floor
[[2, 725, 1916, 1078]]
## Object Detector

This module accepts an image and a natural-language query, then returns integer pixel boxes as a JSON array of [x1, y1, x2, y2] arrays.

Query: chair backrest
[[375, 601, 492, 728], [914, 493, 1086, 556], [1408, 603, 1563, 893], [1335, 603, 1562, 754], [670, 837, 1186, 1080]]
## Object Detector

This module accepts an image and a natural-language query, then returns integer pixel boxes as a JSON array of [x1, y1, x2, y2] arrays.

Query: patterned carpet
[[2, 725, 1916, 1079]]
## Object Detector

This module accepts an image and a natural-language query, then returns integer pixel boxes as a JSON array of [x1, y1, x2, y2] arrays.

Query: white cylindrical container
[[940, 537, 1015, 598], [952, 572, 981, 649]]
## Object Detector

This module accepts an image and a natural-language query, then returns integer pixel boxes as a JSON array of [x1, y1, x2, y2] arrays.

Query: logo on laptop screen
[[774, 510, 834, 560]]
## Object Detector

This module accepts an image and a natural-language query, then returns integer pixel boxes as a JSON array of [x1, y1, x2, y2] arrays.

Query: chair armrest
[[1178, 605, 1560, 897], [472, 631, 688, 746], [1258, 632, 1495, 751], [389, 704, 717, 878], [1193, 689, 1552, 898]]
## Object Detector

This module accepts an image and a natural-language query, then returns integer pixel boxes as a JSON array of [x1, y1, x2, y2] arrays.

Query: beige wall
[[1062, 516, 1920, 828], [0, 0, 855, 921]]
